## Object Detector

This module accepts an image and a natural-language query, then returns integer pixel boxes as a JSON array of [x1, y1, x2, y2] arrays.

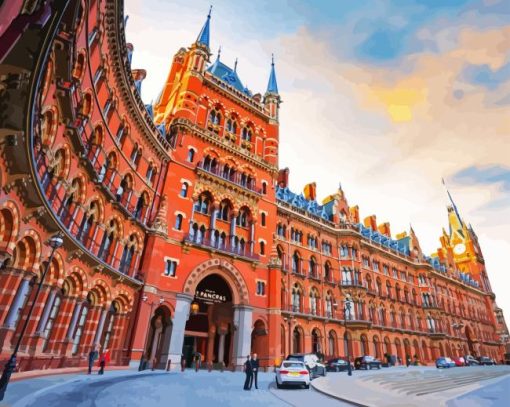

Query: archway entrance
[[293, 326, 303, 353], [145, 306, 172, 369], [183, 274, 233, 368]]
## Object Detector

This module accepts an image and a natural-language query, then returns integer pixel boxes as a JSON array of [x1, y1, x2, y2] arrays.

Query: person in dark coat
[[243, 355, 253, 390], [88, 344, 99, 374], [98, 348, 110, 375], [250, 353, 259, 389]]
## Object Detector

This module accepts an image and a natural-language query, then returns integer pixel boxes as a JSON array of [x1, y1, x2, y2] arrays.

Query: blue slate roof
[[357, 224, 411, 256], [207, 57, 252, 96], [276, 186, 331, 221]]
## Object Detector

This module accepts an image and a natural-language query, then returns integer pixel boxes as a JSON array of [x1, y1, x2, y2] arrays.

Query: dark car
[[286, 353, 327, 377], [326, 358, 350, 372], [464, 355, 480, 366], [354, 356, 381, 370], [478, 356, 496, 366]]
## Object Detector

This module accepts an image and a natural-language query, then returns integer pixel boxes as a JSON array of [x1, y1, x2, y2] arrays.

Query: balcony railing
[[184, 234, 259, 261], [196, 160, 262, 194], [339, 280, 365, 288]]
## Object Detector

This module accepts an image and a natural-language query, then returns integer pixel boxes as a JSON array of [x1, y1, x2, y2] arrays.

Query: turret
[[263, 55, 281, 121], [186, 7, 212, 75]]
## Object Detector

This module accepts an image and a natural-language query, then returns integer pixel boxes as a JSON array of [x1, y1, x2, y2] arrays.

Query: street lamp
[[344, 300, 353, 376], [0, 233, 64, 400], [138, 294, 164, 371]]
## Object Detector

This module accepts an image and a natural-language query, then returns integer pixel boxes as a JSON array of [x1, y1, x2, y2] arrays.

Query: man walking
[[243, 355, 253, 390], [88, 344, 99, 374], [251, 353, 259, 389]]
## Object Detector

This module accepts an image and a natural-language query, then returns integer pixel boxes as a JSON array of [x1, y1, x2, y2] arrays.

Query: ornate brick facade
[[0, 0, 506, 373]]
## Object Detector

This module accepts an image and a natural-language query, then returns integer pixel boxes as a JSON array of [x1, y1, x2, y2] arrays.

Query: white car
[[275, 360, 311, 389]]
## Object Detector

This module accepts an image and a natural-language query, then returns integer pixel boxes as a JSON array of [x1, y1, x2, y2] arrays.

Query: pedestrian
[[406, 355, 411, 367], [397, 356, 402, 365], [88, 344, 99, 374], [181, 354, 186, 372], [251, 353, 259, 389], [243, 355, 253, 390], [98, 348, 110, 375]]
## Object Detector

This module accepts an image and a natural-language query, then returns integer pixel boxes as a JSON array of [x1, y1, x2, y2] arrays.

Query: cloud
[[453, 165, 510, 191], [125, 0, 510, 321]]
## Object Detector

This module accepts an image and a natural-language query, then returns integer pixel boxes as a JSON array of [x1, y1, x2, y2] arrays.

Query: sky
[[125, 0, 510, 321]]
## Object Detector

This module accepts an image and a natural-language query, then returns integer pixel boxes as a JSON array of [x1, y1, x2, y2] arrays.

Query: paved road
[[3, 370, 352, 407]]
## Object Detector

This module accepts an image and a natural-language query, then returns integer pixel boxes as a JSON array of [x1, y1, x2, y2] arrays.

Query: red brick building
[[0, 0, 506, 373]]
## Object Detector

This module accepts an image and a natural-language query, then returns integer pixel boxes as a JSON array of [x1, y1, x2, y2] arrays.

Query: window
[[262, 182, 267, 195], [340, 245, 349, 258], [180, 182, 189, 198], [175, 214, 183, 230], [373, 261, 379, 272], [256, 281, 266, 296], [261, 212, 266, 226], [164, 260, 177, 277], [194, 194, 210, 214], [41, 291, 62, 352], [187, 149, 195, 163], [260, 241, 265, 255]]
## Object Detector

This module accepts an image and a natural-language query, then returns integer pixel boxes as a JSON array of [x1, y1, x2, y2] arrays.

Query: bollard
[[166, 359, 171, 371]]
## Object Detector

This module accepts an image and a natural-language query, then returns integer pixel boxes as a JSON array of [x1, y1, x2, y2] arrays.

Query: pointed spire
[[234, 58, 238, 72], [266, 54, 279, 94], [442, 178, 464, 228], [217, 46, 221, 60], [196, 6, 212, 48]]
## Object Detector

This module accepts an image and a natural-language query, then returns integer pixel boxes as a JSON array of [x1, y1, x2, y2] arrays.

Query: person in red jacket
[[98, 348, 110, 375]]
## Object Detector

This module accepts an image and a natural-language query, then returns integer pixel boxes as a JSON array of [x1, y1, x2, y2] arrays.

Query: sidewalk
[[10, 365, 131, 382], [311, 366, 510, 407], [0, 366, 136, 407]]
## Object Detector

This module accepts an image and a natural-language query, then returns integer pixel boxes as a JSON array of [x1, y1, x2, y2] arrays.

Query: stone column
[[66, 300, 82, 340], [206, 325, 216, 365], [93, 307, 108, 346], [166, 293, 192, 369], [3, 278, 31, 328], [230, 214, 237, 250], [36, 288, 57, 334], [233, 305, 253, 370], [217, 332, 226, 365], [249, 222, 255, 255]]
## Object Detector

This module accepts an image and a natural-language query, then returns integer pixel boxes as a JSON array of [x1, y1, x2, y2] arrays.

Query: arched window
[[187, 149, 195, 163], [292, 285, 301, 312], [259, 241, 265, 255], [261, 212, 266, 226], [236, 208, 249, 227], [292, 252, 300, 274], [241, 127, 252, 142], [42, 286, 65, 352], [310, 288, 319, 315], [130, 143, 139, 163], [146, 164, 154, 182], [219, 200, 230, 221], [324, 262, 331, 282], [175, 214, 183, 230], [309, 257, 317, 277], [194, 193, 210, 214], [262, 182, 267, 195], [180, 182, 189, 198], [102, 301, 119, 349], [72, 294, 93, 354]]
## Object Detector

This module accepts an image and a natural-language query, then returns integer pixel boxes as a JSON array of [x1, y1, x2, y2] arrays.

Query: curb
[[311, 380, 371, 407]]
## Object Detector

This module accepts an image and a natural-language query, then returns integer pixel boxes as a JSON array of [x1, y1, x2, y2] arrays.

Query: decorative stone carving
[[151, 194, 168, 236]]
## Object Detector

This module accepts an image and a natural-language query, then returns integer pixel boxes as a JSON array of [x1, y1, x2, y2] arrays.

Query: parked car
[[326, 358, 350, 372], [464, 355, 480, 366], [354, 356, 382, 370], [275, 360, 310, 389], [436, 357, 456, 368], [478, 356, 496, 366], [453, 356, 466, 366], [286, 353, 327, 377]]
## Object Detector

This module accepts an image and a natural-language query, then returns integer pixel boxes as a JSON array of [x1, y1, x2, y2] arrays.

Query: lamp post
[[138, 294, 164, 371], [344, 300, 353, 376], [0, 233, 64, 400]]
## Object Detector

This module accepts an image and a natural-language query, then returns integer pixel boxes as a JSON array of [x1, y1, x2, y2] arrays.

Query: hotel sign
[[195, 288, 227, 304]]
